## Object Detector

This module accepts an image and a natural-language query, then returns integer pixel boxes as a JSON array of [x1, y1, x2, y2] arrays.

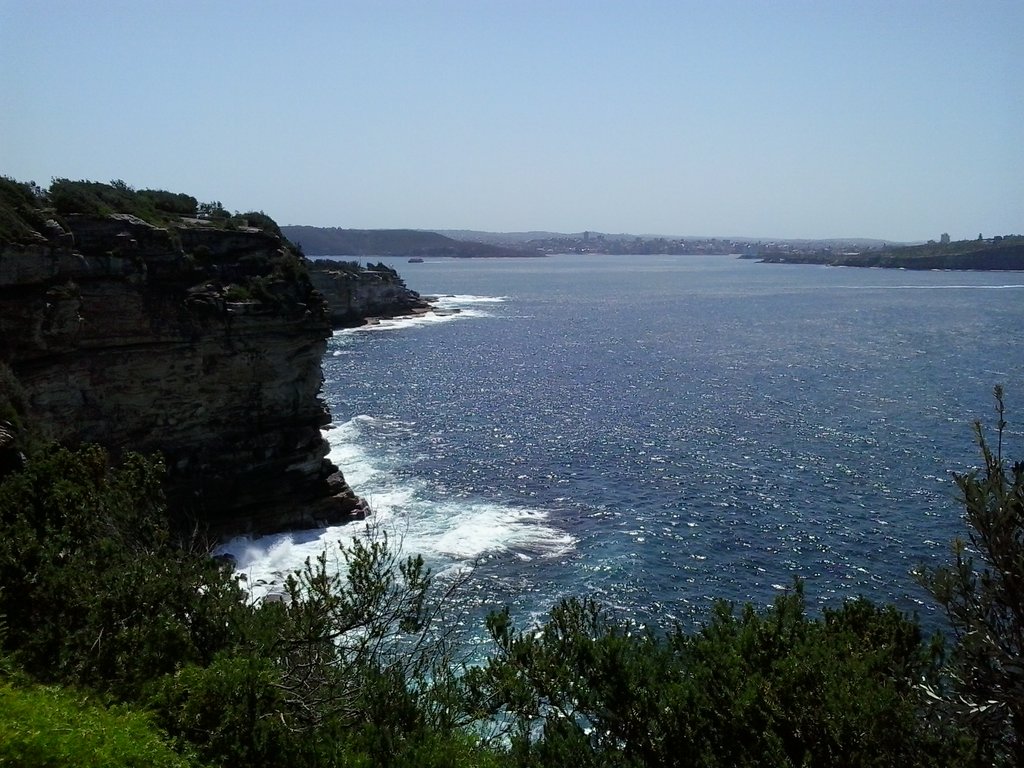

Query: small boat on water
[[408, 257, 424, 263]]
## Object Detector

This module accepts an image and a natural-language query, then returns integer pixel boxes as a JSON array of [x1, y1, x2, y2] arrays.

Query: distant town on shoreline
[[283, 225, 1024, 271]]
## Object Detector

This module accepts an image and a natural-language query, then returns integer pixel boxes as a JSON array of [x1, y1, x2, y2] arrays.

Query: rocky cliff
[[0, 186, 369, 536], [308, 259, 431, 327]]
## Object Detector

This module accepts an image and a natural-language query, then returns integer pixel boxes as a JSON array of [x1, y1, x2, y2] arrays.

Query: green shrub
[[0, 176, 50, 243], [469, 586, 971, 767], [138, 189, 198, 217], [0, 445, 242, 698], [50, 178, 146, 218], [240, 210, 282, 237], [147, 528, 485, 767], [198, 201, 229, 220], [0, 679, 194, 768], [48, 179, 199, 226], [153, 653, 303, 768], [224, 283, 253, 301], [917, 386, 1024, 766]]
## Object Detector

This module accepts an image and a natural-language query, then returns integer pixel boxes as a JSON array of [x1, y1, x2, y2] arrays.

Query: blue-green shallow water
[[223, 255, 1024, 640]]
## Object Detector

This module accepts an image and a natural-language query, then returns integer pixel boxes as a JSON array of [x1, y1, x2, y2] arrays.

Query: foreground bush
[[917, 386, 1024, 766], [0, 445, 242, 699], [468, 587, 973, 768], [0, 679, 193, 768], [152, 530, 489, 767]]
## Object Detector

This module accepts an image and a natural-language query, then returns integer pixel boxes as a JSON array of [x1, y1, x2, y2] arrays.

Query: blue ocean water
[[223, 255, 1024, 638]]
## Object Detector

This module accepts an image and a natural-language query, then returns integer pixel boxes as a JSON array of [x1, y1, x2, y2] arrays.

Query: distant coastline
[[283, 225, 1024, 270], [747, 235, 1024, 271], [284, 227, 901, 259], [280, 226, 541, 258]]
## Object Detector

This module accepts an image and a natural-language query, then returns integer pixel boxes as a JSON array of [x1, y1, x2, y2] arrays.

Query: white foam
[[220, 528, 343, 598], [398, 500, 576, 562], [220, 412, 575, 598], [434, 294, 509, 304], [322, 417, 380, 486], [332, 294, 508, 336]]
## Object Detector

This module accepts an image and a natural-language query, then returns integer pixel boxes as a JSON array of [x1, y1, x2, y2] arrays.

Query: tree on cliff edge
[[917, 385, 1024, 766]]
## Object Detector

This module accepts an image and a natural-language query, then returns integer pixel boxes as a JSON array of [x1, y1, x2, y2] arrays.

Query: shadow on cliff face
[[0, 178, 427, 536], [307, 259, 431, 329]]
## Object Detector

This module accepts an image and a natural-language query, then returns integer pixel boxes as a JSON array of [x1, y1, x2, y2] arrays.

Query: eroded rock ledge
[[307, 259, 430, 328], [1, 213, 368, 536]]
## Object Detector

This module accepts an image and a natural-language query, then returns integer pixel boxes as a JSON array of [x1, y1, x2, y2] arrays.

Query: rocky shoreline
[[0, 187, 428, 537], [307, 259, 431, 327]]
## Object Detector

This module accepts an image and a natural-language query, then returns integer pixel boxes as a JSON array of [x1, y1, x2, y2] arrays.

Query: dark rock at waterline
[[0, 421, 25, 480], [307, 259, 431, 328]]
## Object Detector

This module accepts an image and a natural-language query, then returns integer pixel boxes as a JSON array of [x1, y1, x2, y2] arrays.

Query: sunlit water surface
[[221, 255, 1024, 643]]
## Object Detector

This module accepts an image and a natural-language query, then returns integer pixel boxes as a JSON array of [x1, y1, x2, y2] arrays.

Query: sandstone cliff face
[[0, 214, 365, 535], [307, 259, 430, 327]]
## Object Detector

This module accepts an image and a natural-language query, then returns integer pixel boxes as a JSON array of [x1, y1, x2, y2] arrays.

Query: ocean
[[221, 254, 1024, 640]]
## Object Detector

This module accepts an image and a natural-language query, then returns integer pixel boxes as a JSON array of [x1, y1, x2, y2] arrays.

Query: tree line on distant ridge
[[755, 234, 1024, 270]]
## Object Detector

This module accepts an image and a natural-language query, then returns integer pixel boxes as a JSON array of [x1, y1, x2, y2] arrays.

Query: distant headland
[[280, 226, 541, 258], [745, 234, 1024, 271], [283, 227, 901, 259]]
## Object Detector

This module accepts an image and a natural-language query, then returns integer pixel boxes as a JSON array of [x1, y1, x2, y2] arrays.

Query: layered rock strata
[[1, 214, 366, 535], [308, 259, 431, 327]]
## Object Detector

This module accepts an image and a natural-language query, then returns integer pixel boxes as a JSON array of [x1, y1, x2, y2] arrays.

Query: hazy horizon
[[2, 1, 1021, 242], [295, 226, 906, 247], [426, 228, 902, 244]]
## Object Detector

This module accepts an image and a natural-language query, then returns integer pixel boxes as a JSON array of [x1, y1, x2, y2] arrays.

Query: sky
[[1, 1, 1021, 242]]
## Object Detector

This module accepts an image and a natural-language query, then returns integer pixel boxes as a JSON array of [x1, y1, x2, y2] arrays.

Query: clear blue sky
[[2, 1, 1021, 241]]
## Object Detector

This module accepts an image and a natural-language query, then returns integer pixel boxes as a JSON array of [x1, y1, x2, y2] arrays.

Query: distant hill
[[280, 227, 540, 258], [434, 230, 894, 249], [433, 230, 577, 245]]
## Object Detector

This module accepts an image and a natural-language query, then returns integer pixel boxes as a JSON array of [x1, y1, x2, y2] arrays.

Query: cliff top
[[0, 176, 284, 246], [0, 177, 329, 348], [0, 176, 367, 535]]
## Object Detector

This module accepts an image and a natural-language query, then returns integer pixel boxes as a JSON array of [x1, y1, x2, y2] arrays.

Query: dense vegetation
[[0, 177, 319, 322], [0, 377, 1019, 766], [0, 177, 51, 244], [0, 176, 283, 243], [49, 178, 199, 224]]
